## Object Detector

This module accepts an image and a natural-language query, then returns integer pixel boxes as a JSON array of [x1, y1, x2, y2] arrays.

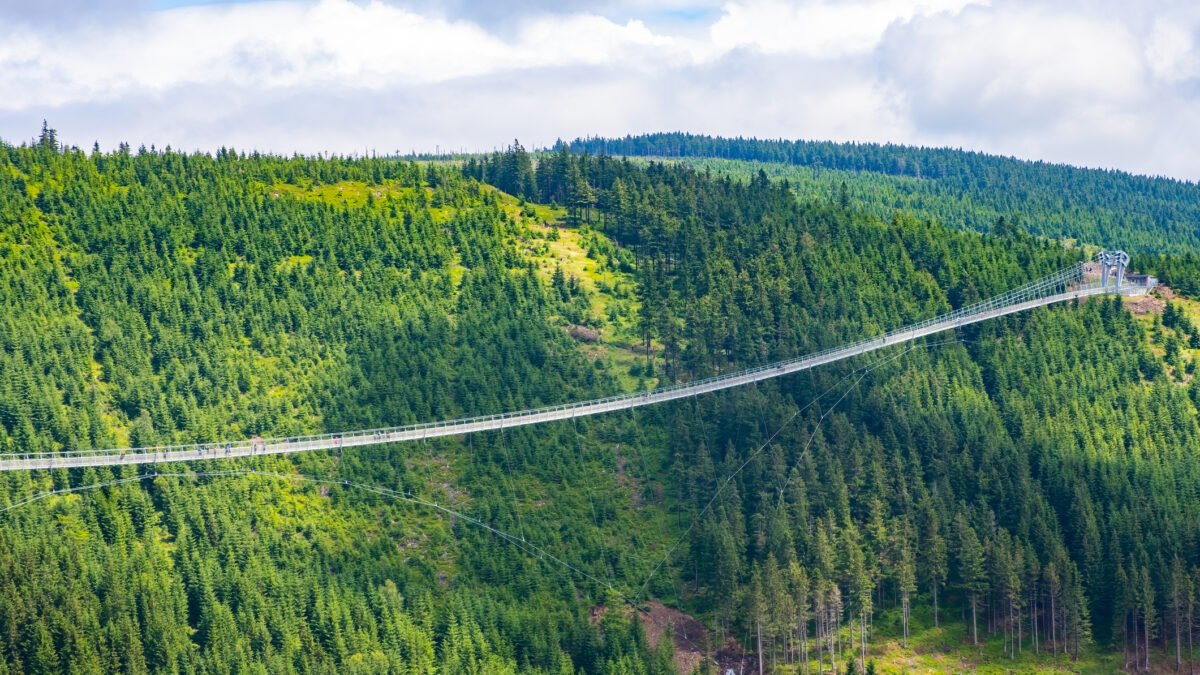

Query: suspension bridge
[[0, 252, 1152, 472]]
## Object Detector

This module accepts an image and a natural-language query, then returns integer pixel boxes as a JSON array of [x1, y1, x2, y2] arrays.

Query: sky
[[1, 0, 1198, 179]]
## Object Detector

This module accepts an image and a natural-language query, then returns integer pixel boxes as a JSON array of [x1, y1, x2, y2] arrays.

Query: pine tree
[[924, 530, 948, 628], [788, 562, 811, 675], [1139, 565, 1157, 670], [763, 555, 787, 671], [898, 541, 917, 649], [955, 514, 988, 646], [747, 565, 766, 675], [1173, 557, 1190, 671]]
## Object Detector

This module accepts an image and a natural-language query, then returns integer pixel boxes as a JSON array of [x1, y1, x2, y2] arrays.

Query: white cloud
[[710, 0, 983, 58], [0, 0, 694, 109], [512, 14, 709, 71], [1146, 16, 1200, 83], [0, 0, 1199, 179], [871, 3, 1199, 174], [879, 7, 1146, 131], [1, 2, 509, 107]]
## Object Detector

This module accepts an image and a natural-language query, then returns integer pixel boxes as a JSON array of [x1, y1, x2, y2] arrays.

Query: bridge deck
[[0, 282, 1146, 471]]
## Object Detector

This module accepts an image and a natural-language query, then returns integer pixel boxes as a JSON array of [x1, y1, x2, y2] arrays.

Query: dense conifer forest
[[562, 133, 1200, 255], [2, 130, 1200, 673]]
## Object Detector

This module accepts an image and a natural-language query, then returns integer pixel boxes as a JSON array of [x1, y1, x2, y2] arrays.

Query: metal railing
[[0, 254, 1150, 471]]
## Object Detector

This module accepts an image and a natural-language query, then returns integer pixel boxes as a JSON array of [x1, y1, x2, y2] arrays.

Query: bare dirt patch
[[714, 636, 756, 674], [565, 325, 601, 343], [588, 604, 606, 625], [1125, 290, 1167, 316], [590, 601, 715, 674], [637, 601, 711, 675]]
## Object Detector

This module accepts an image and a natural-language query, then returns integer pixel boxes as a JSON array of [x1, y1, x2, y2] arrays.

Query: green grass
[[269, 180, 421, 208], [485, 192, 657, 392], [759, 601, 1121, 674], [265, 180, 659, 393]]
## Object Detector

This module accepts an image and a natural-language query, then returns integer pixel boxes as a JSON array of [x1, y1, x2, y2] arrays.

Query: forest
[[560, 133, 1200, 255], [1, 129, 1199, 673]]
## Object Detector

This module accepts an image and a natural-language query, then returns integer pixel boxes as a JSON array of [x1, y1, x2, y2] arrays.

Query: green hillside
[[1, 132, 1199, 673], [561, 133, 1200, 255]]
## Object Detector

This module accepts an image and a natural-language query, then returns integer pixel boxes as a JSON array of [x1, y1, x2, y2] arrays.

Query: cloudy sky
[[1, 0, 1198, 179]]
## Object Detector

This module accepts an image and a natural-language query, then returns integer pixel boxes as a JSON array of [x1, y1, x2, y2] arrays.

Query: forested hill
[[2, 132, 1200, 673], [562, 133, 1200, 254]]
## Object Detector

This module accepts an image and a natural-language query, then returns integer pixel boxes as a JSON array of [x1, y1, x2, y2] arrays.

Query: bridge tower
[[1098, 250, 1130, 290]]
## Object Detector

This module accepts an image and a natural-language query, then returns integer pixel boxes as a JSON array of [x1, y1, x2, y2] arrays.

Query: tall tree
[[955, 514, 988, 646]]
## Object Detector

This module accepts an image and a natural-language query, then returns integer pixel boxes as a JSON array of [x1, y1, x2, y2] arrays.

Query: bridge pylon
[[1097, 250, 1130, 291]]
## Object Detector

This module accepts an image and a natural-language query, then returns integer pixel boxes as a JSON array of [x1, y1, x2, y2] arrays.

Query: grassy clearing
[[269, 179, 421, 208], [759, 601, 1120, 674], [265, 179, 656, 391], [295, 181, 662, 396], [486, 190, 657, 392], [854, 602, 1121, 674]]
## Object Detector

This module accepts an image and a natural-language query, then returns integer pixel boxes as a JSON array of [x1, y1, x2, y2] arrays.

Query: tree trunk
[[1003, 601, 1008, 658], [1135, 613, 1141, 672], [803, 624, 810, 675], [1188, 601, 1193, 675], [1018, 600, 1022, 654], [972, 595, 979, 645], [849, 614, 855, 671], [824, 611, 830, 675], [1032, 589, 1039, 655], [1146, 610, 1152, 671], [1008, 601, 1013, 659], [1007, 601, 1011, 658], [816, 612, 823, 675], [1080, 612, 1089, 658], [1123, 610, 1129, 670], [757, 617, 764, 675], [933, 584, 940, 628], [831, 607, 838, 675], [801, 624, 811, 672], [860, 609, 867, 671], [1051, 592, 1057, 657]]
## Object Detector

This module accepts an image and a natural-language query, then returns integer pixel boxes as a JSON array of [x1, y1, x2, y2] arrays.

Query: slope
[[560, 133, 1200, 255], [0, 133, 1198, 674]]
